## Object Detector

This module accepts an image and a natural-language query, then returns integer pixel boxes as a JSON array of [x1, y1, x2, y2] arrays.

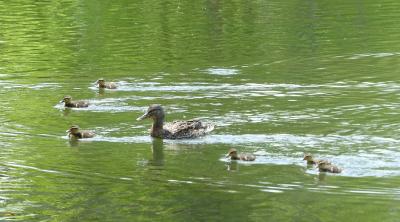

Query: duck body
[[65, 101, 89, 108], [97, 79, 117, 89], [317, 161, 342, 173], [62, 96, 89, 108], [137, 105, 214, 139], [67, 126, 95, 139], [226, 148, 256, 161]]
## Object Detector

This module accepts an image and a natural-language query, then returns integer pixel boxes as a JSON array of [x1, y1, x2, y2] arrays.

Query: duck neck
[[151, 116, 164, 138], [231, 154, 240, 160], [70, 132, 82, 138], [65, 101, 75, 107]]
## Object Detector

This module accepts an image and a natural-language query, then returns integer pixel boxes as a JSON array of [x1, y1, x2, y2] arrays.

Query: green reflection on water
[[1, 0, 400, 221]]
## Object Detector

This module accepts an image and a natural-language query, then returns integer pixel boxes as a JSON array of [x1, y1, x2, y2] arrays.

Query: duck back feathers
[[163, 119, 215, 139]]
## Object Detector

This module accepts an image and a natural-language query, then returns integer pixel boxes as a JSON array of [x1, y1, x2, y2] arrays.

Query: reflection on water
[[1, 0, 400, 221], [149, 138, 164, 167]]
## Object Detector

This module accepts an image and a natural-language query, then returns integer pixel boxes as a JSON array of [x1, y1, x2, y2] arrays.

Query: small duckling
[[96, 78, 117, 89], [61, 96, 89, 108], [303, 153, 326, 165], [226, 148, 256, 161], [66, 125, 95, 139], [317, 161, 342, 173]]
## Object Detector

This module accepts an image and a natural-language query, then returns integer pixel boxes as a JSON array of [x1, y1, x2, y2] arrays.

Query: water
[[1, 0, 400, 221]]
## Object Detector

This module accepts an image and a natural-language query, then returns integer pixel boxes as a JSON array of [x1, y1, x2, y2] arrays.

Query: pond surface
[[1, 0, 400, 221]]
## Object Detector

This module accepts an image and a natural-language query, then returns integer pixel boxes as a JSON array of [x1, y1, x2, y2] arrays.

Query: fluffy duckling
[[303, 154, 326, 165], [66, 125, 95, 139], [226, 148, 256, 161], [96, 78, 117, 89], [137, 104, 214, 139], [61, 96, 89, 108], [317, 161, 342, 173]]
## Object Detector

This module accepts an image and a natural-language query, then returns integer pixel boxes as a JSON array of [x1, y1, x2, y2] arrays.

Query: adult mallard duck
[[136, 104, 214, 139], [96, 78, 117, 89], [61, 96, 89, 108], [303, 153, 326, 165], [317, 160, 342, 173], [66, 125, 95, 139], [226, 148, 256, 161]]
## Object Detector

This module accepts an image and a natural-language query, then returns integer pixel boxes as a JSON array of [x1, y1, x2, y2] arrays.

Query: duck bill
[[66, 129, 71, 133], [136, 112, 149, 121], [225, 153, 231, 158]]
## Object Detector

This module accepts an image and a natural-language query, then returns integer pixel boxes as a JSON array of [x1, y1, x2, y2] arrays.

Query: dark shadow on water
[[316, 172, 327, 183], [226, 161, 239, 171], [97, 88, 105, 96], [149, 138, 164, 167], [68, 138, 79, 147], [62, 108, 71, 116]]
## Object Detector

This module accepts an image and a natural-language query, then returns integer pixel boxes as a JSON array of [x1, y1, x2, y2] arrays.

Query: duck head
[[66, 125, 80, 135], [226, 148, 238, 159], [96, 78, 106, 87], [137, 104, 165, 121], [61, 95, 72, 104], [303, 153, 313, 161]]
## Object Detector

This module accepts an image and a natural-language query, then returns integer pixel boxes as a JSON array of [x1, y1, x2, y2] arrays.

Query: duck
[[61, 96, 89, 108], [317, 160, 342, 173], [96, 78, 117, 89], [303, 153, 326, 165], [226, 148, 256, 161], [66, 125, 95, 139], [136, 104, 214, 139]]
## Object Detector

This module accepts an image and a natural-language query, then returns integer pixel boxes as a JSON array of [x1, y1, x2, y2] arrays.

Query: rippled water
[[1, 1, 400, 221]]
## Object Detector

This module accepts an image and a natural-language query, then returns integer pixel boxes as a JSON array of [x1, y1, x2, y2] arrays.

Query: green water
[[1, 0, 400, 221]]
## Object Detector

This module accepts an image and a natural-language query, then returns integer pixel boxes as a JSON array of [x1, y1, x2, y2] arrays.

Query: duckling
[[66, 125, 95, 139], [226, 148, 256, 161], [96, 78, 117, 89], [317, 160, 342, 173], [61, 96, 89, 108], [303, 153, 326, 165], [137, 104, 214, 139]]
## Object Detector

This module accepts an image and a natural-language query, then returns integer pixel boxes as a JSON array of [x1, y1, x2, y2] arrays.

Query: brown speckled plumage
[[303, 154, 327, 165], [61, 96, 89, 108], [96, 79, 117, 89], [67, 125, 95, 139], [226, 148, 256, 161], [317, 161, 342, 173]]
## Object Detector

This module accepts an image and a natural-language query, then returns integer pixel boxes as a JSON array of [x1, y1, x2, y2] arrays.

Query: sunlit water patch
[[58, 133, 400, 178], [205, 68, 239, 76]]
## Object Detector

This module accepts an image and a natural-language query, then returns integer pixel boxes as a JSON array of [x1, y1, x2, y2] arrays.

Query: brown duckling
[[226, 148, 256, 161], [61, 96, 89, 108], [137, 104, 214, 139], [96, 78, 117, 89], [317, 161, 342, 173], [303, 153, 326, 165], [66, 125, 95, 139]]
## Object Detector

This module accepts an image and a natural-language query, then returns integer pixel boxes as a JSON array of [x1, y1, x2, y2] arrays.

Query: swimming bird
[[96, 78, 117, 89], [61, 96, 89, 108], [303, 154, 326, 165], [226, 148, 256, 161], [66, 125, 95, 139], [317, 161, 342, 173], [137, 104, 214, 139]]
